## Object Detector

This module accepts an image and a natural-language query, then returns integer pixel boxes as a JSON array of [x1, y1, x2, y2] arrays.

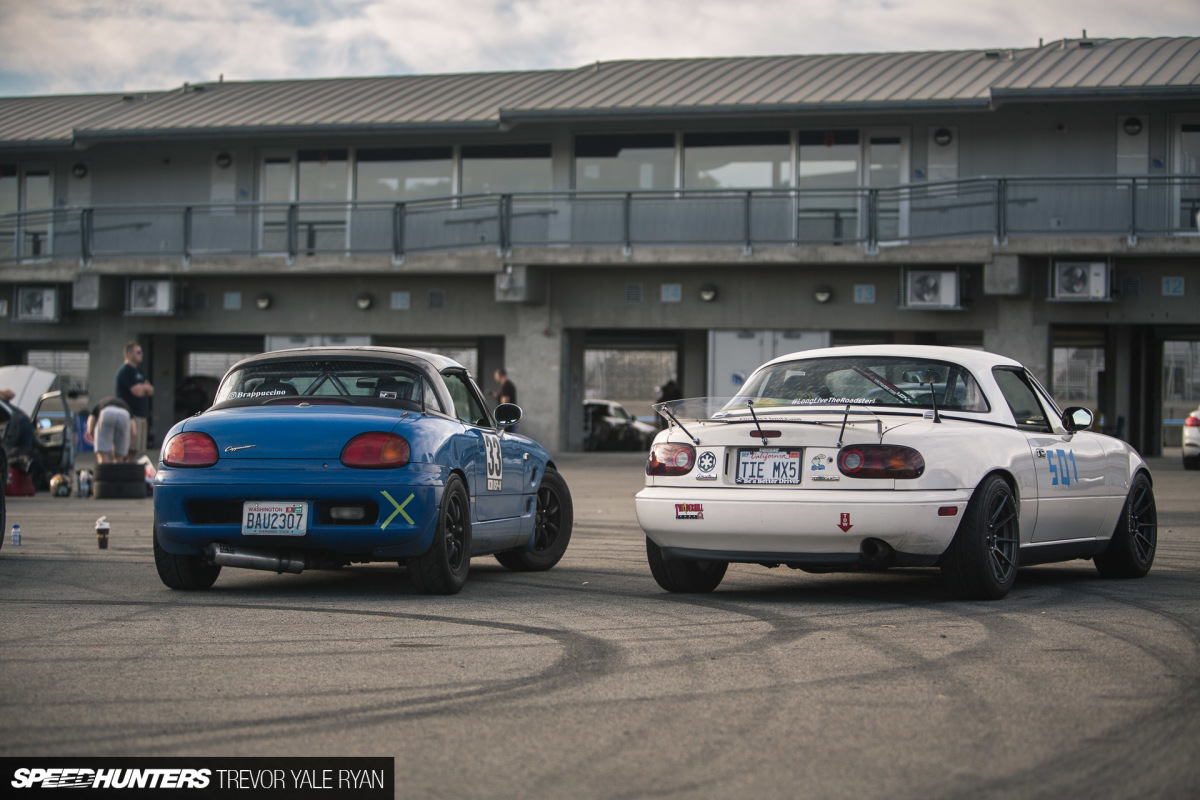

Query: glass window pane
[[297, 150, 347, 250], [462, 144, 551, 194], [22, 171, 51, 257], [261, 158, 291, 251], [683, 132, 790, 189], [0, 165, 17, 262], [357, 147, 452, 202], [298, 151, 349, 205], [575, 135, 674, 191]]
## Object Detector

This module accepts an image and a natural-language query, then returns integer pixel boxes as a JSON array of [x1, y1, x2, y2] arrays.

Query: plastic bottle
[[11, 523, 20, 546]]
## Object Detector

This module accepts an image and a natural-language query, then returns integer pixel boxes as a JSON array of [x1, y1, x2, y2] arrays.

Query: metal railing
[[1, 175, 1198, 266]]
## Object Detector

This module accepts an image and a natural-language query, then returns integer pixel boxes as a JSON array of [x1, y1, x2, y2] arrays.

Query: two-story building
[[2, 36, 1199, 453]]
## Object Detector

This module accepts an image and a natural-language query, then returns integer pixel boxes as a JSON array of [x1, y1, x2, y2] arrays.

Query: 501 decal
[[1047, 448, 1079, 487]]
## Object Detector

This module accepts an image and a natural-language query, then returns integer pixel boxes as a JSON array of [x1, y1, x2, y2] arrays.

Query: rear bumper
[[153, 464, 444, 559], [635, 486, 971, 559]]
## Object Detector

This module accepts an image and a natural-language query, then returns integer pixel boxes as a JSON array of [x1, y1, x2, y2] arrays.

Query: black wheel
[[153, 527, 221, 590], [1094, 473, 1156, 578], [94, 480, 146, 499], [941, 475, 1020, 600], [95, 462, 144, 482], [496, 467, 573, 571], [646, 537, 728, 593], [409, 474, 471, 595], [1184, 454, 1200, 471]]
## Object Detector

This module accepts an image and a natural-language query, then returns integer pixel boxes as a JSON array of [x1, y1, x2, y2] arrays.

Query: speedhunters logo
[[3, 758, 393, 798], [12, 768, 210, 789]]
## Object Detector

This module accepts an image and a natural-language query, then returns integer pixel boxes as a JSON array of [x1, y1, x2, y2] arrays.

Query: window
[[356, 147, 452, 202], [575, 134, 675, 191], [214, 359, 431, 411], [297, 149, 349, 252], [683, 132, 790, 189], [0, 165, 53, 261], [798, 131, 860, 241], [461, 144, 551, 194], [734, 356, 989, 412], [441, 370, 489, 426], [993, 368, 1051, 432]]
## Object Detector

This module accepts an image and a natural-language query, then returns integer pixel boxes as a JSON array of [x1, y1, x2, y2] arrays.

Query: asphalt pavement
[[1, 452, 1198, 800]]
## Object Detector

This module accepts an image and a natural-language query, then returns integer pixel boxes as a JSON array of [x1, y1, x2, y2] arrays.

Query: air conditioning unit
[[15, 286, 59, 322], [1053, 262, 1109, 300], [903, 269, 960, 309], [128, 278, 174, 315]]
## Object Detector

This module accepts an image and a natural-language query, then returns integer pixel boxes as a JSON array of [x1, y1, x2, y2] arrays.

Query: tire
[[409, 474, 471, 595], [94, 480, 146, 499], [646, 537, 728, 593], [1184, 454, 1200, 471], [941, 475, 1020, 600], [95, 462, 145, 482], [153, 527, 221, 590], [495, 467, 573, 571], [1094, 473, 1156, 579]]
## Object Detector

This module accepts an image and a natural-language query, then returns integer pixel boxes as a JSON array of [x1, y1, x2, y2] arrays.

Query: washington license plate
[[242, 501, 308, 535], [736, 448, 802, 485]]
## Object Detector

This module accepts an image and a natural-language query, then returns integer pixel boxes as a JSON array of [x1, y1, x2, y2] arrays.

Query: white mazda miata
[[635, 345, 1156, 600]]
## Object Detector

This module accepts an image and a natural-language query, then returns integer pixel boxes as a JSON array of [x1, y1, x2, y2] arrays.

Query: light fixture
[[932, 128, 953, 147], [813, 285, 833, 304], [215, 152, 233, 169], [1123, 117, 1143, 136], [698, 284, 718, 302], [71, 163, 88, 179], [255, 293, 272, 310], [355, 292, 374, 311]]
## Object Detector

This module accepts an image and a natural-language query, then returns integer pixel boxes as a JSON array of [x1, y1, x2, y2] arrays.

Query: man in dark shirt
[[491, 368, 518, 432], [493, 368, 517, 406], [115, 341, 153, 457]]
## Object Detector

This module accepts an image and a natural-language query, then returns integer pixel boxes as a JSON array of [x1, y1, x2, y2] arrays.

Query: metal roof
[[0, 92, 151, 148], [2, 37, 1197, 147]]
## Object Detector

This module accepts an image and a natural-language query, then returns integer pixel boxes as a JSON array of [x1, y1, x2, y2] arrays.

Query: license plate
[[736, 448, 802, 485], [242, 501, 308, 536]]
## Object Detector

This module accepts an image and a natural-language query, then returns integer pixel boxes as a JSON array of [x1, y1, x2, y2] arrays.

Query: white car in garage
[[1184, 406, 1199, 470], [635, 345, 1156, 599]]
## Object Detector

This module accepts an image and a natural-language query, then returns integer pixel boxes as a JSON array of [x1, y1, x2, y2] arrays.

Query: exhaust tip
[[860, 538, 895, 566]]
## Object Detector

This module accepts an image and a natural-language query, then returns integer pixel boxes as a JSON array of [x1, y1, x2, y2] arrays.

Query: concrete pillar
[[680, 330, 708, 398], [503, 302, 564, 450], [983, 297, 1050, 383], [563, 330, 586, 451], [149, 334, 177, 447], [87, 326, 129, 411]]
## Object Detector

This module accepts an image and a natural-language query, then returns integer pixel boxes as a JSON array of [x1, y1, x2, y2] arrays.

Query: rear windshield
[[732, 355, 990, 413], [214, 359, 438, 411]]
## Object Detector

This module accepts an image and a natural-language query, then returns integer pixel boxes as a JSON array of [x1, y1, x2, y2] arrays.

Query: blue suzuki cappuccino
[[153, 347, 572, 595]]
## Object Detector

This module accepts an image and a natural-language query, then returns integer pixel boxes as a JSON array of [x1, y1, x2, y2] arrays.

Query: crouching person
[[87, 397, 135, 463]]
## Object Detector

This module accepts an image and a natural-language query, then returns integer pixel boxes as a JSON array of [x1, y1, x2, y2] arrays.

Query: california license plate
[[242, 501, 308, 535], [736, 448, 802, 485]]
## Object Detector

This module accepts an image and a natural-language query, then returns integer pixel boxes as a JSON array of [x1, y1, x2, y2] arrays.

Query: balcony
[[1, 175, 1198, 269]]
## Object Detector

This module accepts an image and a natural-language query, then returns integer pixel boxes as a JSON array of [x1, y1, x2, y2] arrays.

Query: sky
[[2, 0, 1200, 97]]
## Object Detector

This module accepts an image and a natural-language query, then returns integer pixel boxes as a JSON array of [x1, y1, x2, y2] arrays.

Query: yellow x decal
[[380, 491, 415, 529]]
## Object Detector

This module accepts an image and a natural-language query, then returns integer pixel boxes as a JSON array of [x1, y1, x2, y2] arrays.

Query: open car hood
[[0, 365, 57, 415]]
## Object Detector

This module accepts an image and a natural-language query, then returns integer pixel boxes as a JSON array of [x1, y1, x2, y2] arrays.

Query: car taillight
[[162, 432, 219, 468], [341, 432, 411, 468], [1186, 415, 1200, 428], [838, 445, 925, 479], [647, 442, 696, 476]]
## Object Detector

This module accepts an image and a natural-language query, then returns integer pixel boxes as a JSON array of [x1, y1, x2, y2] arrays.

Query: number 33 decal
[[484, 433, 503, 491]]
